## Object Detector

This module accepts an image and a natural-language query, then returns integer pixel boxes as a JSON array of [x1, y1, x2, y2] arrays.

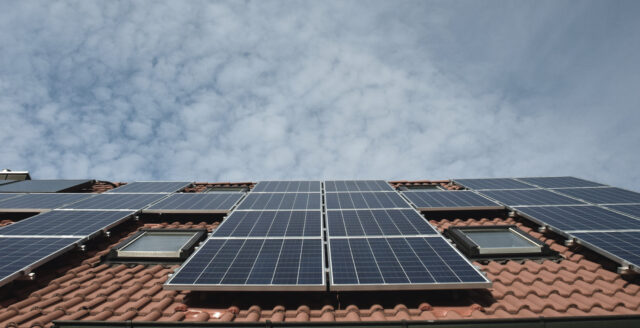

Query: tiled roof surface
[[0, 180, 638, 327]]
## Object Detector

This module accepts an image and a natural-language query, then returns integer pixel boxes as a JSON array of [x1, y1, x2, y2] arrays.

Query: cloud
[[0, 0, 639, 189]]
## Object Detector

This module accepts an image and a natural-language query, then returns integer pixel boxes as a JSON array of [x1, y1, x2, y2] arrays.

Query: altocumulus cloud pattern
[[0, 1, 639, 189]]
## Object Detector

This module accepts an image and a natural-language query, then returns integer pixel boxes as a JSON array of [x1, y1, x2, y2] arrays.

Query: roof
[[0, 180, 639, 327]]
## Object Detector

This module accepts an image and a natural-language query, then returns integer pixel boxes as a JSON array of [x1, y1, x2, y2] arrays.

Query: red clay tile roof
[[0, 180, 639, 327]]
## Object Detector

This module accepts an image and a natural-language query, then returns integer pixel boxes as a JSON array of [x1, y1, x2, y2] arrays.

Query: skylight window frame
[[447, 225, 549, 257], [112, 229, 207, 260]]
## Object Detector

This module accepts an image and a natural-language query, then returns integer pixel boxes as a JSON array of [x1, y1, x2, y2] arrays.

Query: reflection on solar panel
[[516, 176, 605, 188], [213, 211, 321, 237], [62, 193, 167, 210], [252, 181, 321, 193], [329, 237, 490, 290], [606, 204, 640, 218], [236, 193, 321, 210], [145, 193, 243, 213], [325, 192, 410, 210], [554, 187, 640, 205], [326, 209, 437, 237], [0, 194, 94, 212], [0, 194, 24, 203], [0, 210, 135, 237], [108, 181, 191, 193], [454, 178, 535, 190], [165, 238, 324, 290], [514, 206, 640, 232], [325, 180, 393, 192], [478, 189, 584, 206], [403, 191, 503, 210], [0, 180, 92, 193], [0, 237, 81, 287], [571, 232, 640, 270]]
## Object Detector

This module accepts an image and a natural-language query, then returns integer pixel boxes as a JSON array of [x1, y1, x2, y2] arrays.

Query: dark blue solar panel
[[146, 193, 243, 212], [325, 180, 393, 192], [606, 204, 640, 218], [555, 187, 640, 205], [0, 180, 91, 193], [403, 191, 502, 209], [252, 181, 321, 193], [571, 232, 640, 269], [478, 189, 584, 206], [454, 178, 535, 190], [0, 237, 81, 287], [516, 177, 606, 188], [326, 209, 437, 237], [213, 211, 321, 237], [166, 238, 324, 288], [514, 206, 640, 232], [0, 194, 24, 203], [108, 181, 191, 193], [325, 192, 410, 210], [0, 210, 135, 237], [0, 180, 17, 185], [62, 193, 167, 210], [236, 193, 321, 210], [0, 193, 94, 211], [329, 237, 489, 289]]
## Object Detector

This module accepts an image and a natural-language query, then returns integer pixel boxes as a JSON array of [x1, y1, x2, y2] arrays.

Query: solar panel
[[478, 189, 585, 206], [236, 193, 321, 210], [61, 193, 167, 210], [252, 181, 321, 193], [554, 187, 640, 205], [0, 193, 94, 212], [454, 178, 535, 190], [0, 180, 92, 193], [0, 180, 17, 185], [328, 237, 490, 290], [0, 237, 81, 287], [605, 204, 640, 218], [514, 206, 640, 232], [107, 181, 191, 193], [403, 191, 503, 210], [516, 176, 606, 189], [165, 238, 325, 290], [325, 180, 393, 192], [145, 193, 244, 213], [0, 194, 24, 203], [326, 209, 438, 237], [0, 210, 135, 237], [213, 211, 322, 237], [325, 192, 411, 210], [570, 231, 640, 271]]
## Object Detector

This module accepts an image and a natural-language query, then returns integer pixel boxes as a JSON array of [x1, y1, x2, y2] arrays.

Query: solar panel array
[[326, 209, 438, 237], [514, 206, 640, 232], [0, 180, 92, 193], [325, 180, 393, 192], [212, 210, 321, 237], [252, 181, 321, 193], [516, 176, 606, 189], [107, 181, 191, 193], [478, 189, 585, 206], [61, 193, 167, 210], [403, 191, 503, 210], [0, 193, 94, 212], [570, 232, 640, 269], [236, 192, 321, 210], [145, 193, 243, 213], [554, 187, 640, 205], [325, 192, 410, 210], [454, 178, 535, 190]]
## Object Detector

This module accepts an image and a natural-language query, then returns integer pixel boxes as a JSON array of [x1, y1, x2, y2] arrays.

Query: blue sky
[[1, 1, 639, 189]]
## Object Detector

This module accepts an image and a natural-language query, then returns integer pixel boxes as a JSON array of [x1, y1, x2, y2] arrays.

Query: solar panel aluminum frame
[[142, 193, 245, 214], [402, 191, 505, 211], [164, 237, 327, 291], [0, 237, 81, 288], [570, 233, 640, 273], [0, 193, 96, 213], [212, 210, 324, 239], [326, 236, 491, 291], [234, 192, 322, 211]]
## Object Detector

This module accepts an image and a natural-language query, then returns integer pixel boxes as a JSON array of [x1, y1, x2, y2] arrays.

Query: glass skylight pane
[[465, 230, 536, 248], [123, 232, 194, 252]]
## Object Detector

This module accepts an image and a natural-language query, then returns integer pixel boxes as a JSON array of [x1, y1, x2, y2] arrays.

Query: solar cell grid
[[252, 181, 321, 193], [0, 194, 24, 203], [236, 193, 321, 210], [145, 193, 243, 213], [554, 187, 640, 205], [62, 193, 168, 210], [516, 176, 606, 189], [325, 192, 410, 210], [0, 237, 81, 287], [606, 204, 640, 219], [571, 232, 640, 270], [403, 191, 502, 210], [454, 178, 535, 190], [108, 181, 191, 193], [0, 210, 135, 237], [326, 209, 438, 237], [165, 238, 324, 290], [213, 211, 322, 237], [478, 189, 585, 206], [329, 237, 489, 290], [514, 206, 640, 232], [0, 180, 92, 193], [325, 180, 393, 192], [0, 193, 94, 211], [0, 180, 16, 185]]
